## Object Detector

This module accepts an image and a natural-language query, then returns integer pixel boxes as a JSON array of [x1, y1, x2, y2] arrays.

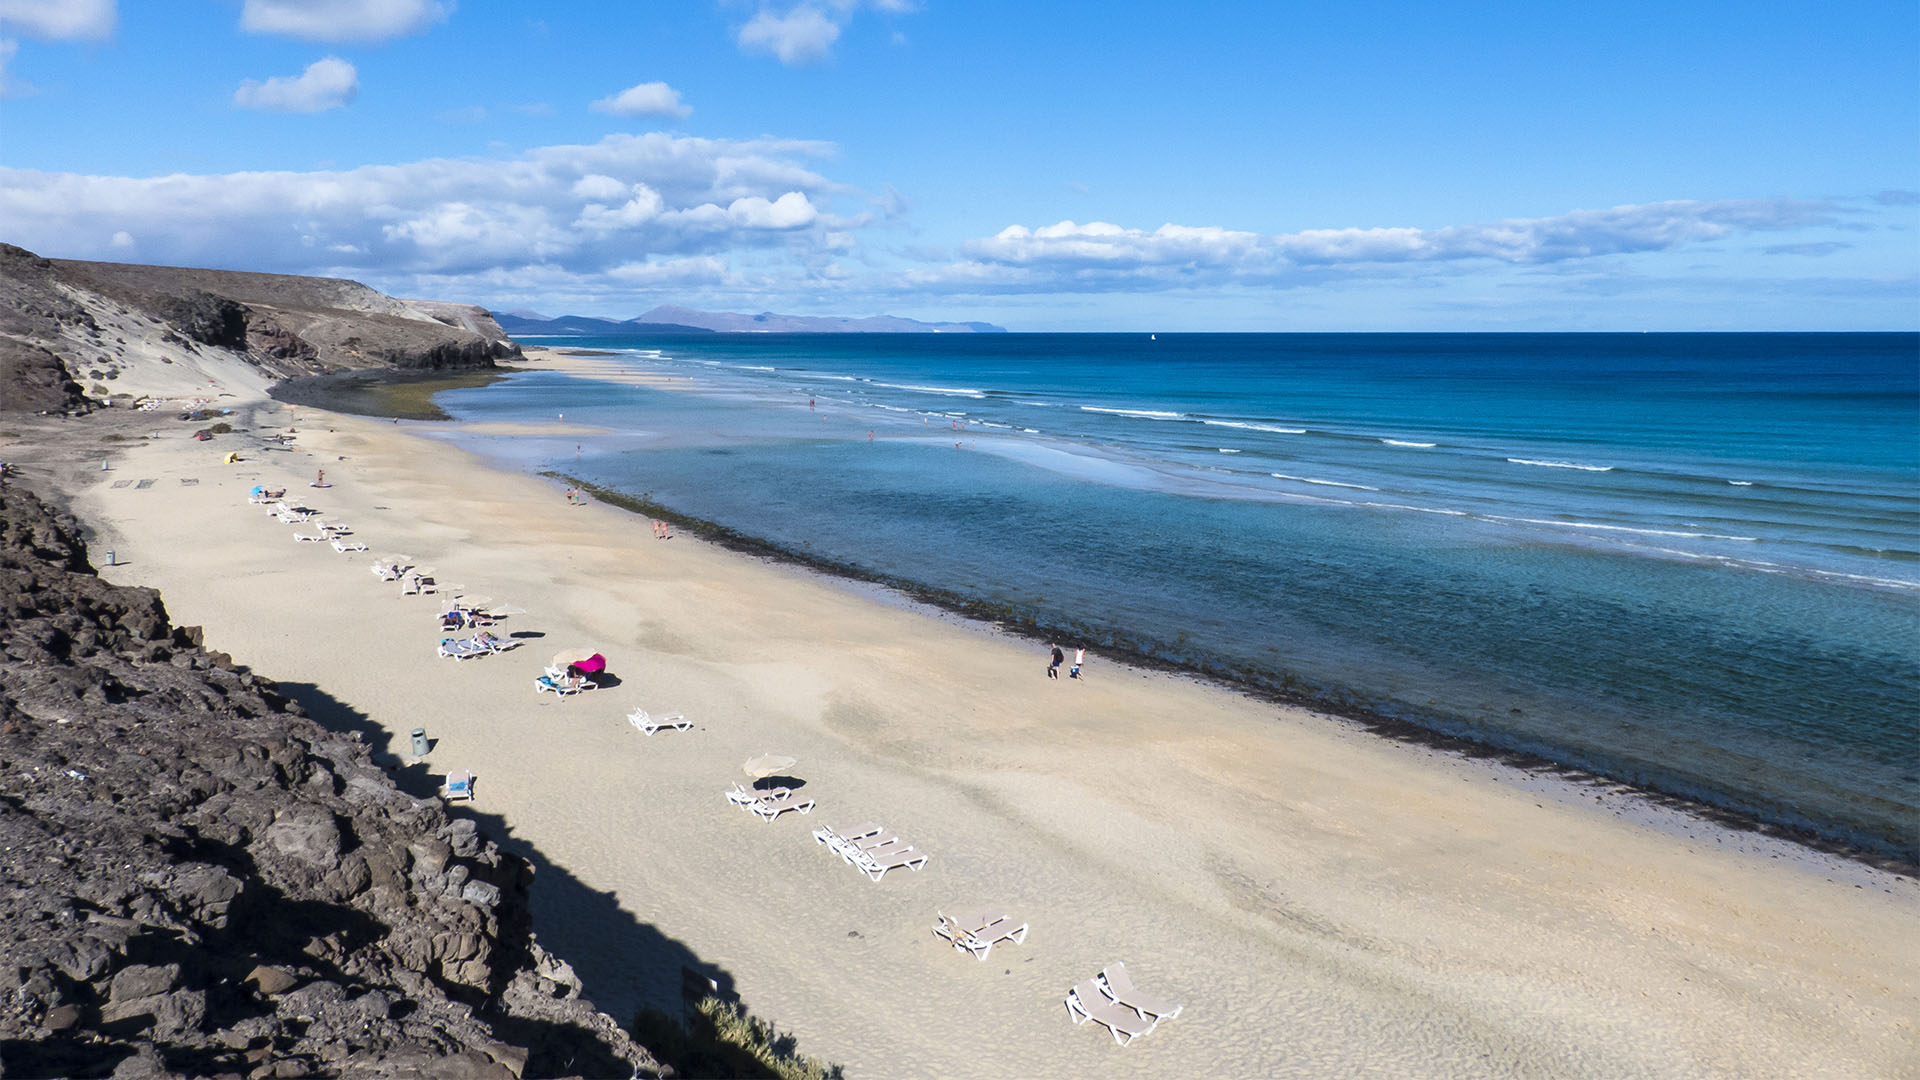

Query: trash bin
[[104, 550, 115, 566], [410, 728, 430, 757]]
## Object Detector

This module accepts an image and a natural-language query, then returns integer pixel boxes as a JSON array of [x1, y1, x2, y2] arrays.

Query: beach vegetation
[[208, 422, 233, 434], [632, 996, 841, 1080], [269, 369, 507, 421]]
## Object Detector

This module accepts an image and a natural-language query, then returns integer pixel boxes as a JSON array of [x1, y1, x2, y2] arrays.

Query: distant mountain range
[[493, 304, 1006, 335]]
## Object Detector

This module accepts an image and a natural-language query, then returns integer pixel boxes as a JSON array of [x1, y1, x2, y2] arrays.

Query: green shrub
[[631, 996, 841, 1080]]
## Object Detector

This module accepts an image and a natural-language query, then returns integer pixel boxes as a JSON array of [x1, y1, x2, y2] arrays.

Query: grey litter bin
[[410, 728, 430, 758], [104, 549, 115, 566]]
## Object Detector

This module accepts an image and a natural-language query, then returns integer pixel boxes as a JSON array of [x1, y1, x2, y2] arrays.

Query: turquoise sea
[[434, 332, 1920, 860]]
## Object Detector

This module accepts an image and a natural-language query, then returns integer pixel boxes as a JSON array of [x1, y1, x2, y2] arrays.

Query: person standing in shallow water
[[1047, 643, 1063, 679]]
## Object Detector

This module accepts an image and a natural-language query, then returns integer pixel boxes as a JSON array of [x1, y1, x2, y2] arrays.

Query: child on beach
[[1071, 647, 1085, 679]]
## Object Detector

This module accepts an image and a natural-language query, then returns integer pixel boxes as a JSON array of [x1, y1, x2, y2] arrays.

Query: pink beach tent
[[552, 649, 606, 674]]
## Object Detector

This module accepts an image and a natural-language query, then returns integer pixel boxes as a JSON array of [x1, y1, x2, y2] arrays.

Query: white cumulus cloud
[[240, 0, 449, 43], [738, 6, 839, 66], [233, 56, 359, 113], [0, 0, 115, 40], [590, 80, 691, 119]]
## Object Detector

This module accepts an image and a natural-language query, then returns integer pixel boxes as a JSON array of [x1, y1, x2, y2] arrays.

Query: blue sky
[[1, 0, 1914, 330]]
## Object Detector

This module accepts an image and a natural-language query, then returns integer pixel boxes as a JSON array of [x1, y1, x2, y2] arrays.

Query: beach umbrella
[[743, 754, 797, 780], [552, 649, 606, 673]]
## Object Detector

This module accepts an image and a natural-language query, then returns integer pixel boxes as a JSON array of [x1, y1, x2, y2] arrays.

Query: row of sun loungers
[[1066, 962, 1183, 1046], [267, 495, 365, 552], [247, 486, 1181, 1050], [809, 820, 929, 881]]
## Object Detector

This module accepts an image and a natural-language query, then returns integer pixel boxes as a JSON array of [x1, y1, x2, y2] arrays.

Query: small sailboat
[[1150, 333, 1156, 341]]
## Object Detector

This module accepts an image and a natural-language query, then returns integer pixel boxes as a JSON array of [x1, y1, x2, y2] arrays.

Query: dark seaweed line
[[545, 470, 1917, 876]]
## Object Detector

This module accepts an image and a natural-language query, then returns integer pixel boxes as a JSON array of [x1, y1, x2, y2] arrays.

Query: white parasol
[[743, 754, 797, 779]]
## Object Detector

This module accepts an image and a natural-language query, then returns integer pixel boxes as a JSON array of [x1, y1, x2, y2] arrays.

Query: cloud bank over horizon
[[0, 134, 1894, 326]]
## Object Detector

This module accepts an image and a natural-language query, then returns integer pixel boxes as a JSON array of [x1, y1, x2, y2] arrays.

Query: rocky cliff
[[0, 244, 520, 412], [0, 483, 658, 1079]]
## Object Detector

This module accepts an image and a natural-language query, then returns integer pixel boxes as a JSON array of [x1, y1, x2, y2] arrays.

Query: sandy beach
[[18, 363, 1915, 1078]]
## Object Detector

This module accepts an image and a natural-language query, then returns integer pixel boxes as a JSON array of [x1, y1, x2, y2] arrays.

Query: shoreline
[[15, 388, 1916, 1078], [553, 471, 1920, 875], [470, 341, 1913, 870]]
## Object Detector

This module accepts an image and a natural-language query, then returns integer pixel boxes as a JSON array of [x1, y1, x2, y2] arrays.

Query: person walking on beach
[[1071, 647, 1085, 679], [1047, 642, 1063, 679]]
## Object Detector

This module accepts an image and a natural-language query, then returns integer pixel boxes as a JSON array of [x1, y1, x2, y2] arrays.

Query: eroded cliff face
[[0, 243, 520, 412], [0, 484, 658, 1079]]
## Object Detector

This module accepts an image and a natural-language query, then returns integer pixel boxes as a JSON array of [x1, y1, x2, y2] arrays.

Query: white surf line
[[1507, 457, 1613, 472]]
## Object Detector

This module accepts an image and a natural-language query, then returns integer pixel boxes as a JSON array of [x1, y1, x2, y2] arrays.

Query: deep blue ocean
[[434, 332, 1920, 859]]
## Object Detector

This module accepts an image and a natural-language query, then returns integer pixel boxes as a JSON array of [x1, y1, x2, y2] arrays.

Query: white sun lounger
[[439, 637, 489, 660], [848, 837, 912, 863], [725, 783, 791, 806], [534, 673, 586, 696], [811, 821, 883, 851], [933, 911, 1029, 960], [628, 708, 691, 735], [1067, 979, 1157, 1046], [852, 843, 927, 881], [835, 831, 902, 862], [291, 531, 327, 542], [471, 632, 519, 653], [1097, 962, 1183, 1022], [748, 791, 816, 822], [331, 539, 367, 553], [445, 770, 475, 802]]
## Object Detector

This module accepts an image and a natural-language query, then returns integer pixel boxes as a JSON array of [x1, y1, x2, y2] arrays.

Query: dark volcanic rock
[[153, 290, 250, 350], [0, 245, 92, 414], [0, 336, 87, 415], [0, 484, 659, 1078]]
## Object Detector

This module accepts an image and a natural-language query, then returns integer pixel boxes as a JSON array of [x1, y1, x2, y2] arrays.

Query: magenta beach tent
[[552, 649, 606, 674]]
